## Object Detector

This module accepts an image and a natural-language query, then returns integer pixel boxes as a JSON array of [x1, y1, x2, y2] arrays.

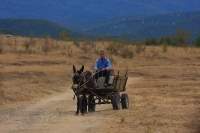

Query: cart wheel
[[111, 93, 120, 110], [121, 93, 129, 109]]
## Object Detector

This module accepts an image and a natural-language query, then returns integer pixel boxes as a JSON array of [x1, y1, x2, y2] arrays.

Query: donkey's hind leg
[[88, 95, 95, 112], [88, 95, 92, 112]]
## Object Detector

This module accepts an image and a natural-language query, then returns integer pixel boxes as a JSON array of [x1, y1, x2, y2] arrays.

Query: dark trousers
[[95, 70, 110, 84]]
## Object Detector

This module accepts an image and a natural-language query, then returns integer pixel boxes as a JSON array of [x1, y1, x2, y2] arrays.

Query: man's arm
[[94, 59, 99, 70], [105, 59, 111, 71]]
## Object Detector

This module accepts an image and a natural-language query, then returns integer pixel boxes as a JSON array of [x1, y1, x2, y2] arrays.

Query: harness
[[72, 71, 101, 93], [77, 74, 87, 93], [72, 70, 107, 103]]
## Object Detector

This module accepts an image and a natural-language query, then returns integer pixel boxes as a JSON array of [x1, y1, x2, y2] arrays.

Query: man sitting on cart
[[94, 50, 111, 87]]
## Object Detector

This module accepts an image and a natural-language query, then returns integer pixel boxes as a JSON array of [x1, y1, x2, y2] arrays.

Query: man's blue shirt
[[94, 57, 111, 71]]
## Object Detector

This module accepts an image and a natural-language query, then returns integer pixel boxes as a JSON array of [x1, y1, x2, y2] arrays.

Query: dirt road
[[0, 77, 139, 133]]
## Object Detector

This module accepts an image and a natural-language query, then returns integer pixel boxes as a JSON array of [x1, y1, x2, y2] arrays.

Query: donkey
[[72, 65, 96, 115]]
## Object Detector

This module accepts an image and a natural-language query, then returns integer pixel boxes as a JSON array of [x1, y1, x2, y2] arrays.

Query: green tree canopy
[[57, 30, 71, 41], [194, 32, 200, 48]]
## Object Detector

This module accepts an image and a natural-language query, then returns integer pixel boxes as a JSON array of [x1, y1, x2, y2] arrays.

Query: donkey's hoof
[[75, 112, 79, 116], [81, 113, 84, 115]]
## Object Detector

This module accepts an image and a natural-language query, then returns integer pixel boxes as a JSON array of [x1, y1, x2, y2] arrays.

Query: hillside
[[80, 10, 200, 40], [1, 1, 200, 40], [1, 0, 200, 23], [1, 10, 200, 40], [0, 18, 86, 38]]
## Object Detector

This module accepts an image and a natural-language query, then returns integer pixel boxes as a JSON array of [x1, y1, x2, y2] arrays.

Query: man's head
[[100, 50, 106, 59]]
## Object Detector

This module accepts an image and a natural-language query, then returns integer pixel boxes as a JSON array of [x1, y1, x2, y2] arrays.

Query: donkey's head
[[72, 65, 84, 92]]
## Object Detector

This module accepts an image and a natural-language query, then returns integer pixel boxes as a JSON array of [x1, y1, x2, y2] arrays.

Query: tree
[[0, 35, 3, 54], [57, 30, 71, 41], [194, 32, 200, 48], [98, 35, 104, 41], [42, 35, 50, 55], [24, 32, 36, 54], [160, 36, 171, 45], [145, 37, 159, 46], [171, 29, 191, 47]]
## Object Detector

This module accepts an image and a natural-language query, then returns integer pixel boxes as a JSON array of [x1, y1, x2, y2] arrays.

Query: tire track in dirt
[[0, 77, 140, 133]]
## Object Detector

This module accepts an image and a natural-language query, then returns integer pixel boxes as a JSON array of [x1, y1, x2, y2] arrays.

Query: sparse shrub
[[29, 37, 36, 47], [146, 53, 152, 61], [23, 36, 36, 54], [108, 55, 116, 65], [184, 46, 188, 52], [98, 35, 104, 41], [42, 45, 49, 55], [24, 41, 31, 51], [93, 41, 98, 54], [60, 45, 67, 56], [42, 36, 50, 55], [171, 29, 191, 47], [106, 42, 119, 54], [0, 89, 5, 105], [80, 40, 92, 53], [162, 43, 168, 53], [28, 31, 36, 48], [120, 48, 134, 59], [5, 35, 13, 50], [107, 41, 134, 58], [57, 30, 71, 41], [0, 73, 3, 88], [151, 48, 159, 58], [194, 32, 200, 48], [160, 36, 171, 45], [135, 42, 146, 54], [0, 35, 3, 54], [160, 36, 169, 53], [73, 39, 80, 47], [52, 40, 59, 50], [145, 37, 159, 46], [146, 48, 159, 62], [107, 40, 126, 55], [128, 50, 134, 58], [67, 45, 73, 57]]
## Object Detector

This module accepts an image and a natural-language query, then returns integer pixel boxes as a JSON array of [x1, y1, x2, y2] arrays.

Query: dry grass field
[[0, 36, 200, 133]]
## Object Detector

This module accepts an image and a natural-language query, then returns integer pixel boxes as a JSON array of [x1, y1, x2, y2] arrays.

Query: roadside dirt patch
[[0, 78, 140, 133]]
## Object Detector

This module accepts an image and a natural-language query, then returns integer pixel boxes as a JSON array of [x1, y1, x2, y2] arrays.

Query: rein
[[79, 70, 101, 88], [72, 70, 102, 100]]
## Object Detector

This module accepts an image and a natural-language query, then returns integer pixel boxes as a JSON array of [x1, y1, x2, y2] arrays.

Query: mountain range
[[1, 1, 200, 40], [80, 10, 200, 40], [1, 0, 200, 23]]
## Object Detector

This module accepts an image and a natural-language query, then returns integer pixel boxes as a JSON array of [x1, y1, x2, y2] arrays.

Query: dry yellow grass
[[0, 36, 200, 132]]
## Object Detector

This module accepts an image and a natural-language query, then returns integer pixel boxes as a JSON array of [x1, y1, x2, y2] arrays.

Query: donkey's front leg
[[76, 97, 79, 115], [81, 94, 86, 115]]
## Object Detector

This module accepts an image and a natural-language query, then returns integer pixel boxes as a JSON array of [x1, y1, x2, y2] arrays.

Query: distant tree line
[[97, 28, 200, 48], [1, 18, 200, 48]]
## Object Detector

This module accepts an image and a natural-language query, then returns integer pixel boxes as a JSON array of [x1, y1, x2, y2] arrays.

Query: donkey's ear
[[79, 65, 84, 74], [73, 65, 76, 73]]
